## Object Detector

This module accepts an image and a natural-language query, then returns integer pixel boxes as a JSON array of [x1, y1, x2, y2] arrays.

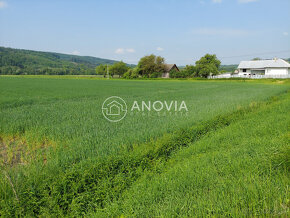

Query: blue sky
[[0, 0, 289, 65]]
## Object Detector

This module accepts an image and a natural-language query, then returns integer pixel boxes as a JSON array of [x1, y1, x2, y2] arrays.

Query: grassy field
[[0, 76, 289, 216], [93, 92, 289, 217]]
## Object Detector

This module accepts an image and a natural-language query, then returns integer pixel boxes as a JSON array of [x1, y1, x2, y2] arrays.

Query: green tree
[[182, 65, 197, 77], [96, 64, 107, 77], [170, 69, 183, 78], [109, 61, 128, 78], [195, 54, 221, 77], [198, 64, 218, 77], [123, 67, 139, 79], [137, 54, 166, 77]]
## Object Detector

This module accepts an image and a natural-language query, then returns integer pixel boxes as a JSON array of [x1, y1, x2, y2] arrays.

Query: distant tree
[[252, 57, 261, 61], [170, 69, 183, 78], [182, 65, 197, 77], [123, 67, 139, 79], [154, 56, 166, 74], [137, 54, 166, 77], [196, 54, 221, 69], [150, 72, 162, 78], [199, 64, 218, 77], [109, 61, 128, 78], [96, 64, 107, 77], [195, 54, 221, 77]]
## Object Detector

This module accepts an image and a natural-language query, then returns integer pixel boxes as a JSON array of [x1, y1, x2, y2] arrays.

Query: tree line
[[2, 47, 290, 77], [1, 46, 231, 78], [97, 54, 222, 78]]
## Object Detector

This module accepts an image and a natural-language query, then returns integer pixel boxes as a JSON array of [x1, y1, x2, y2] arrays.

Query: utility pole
[[107, 64, 109, 79]]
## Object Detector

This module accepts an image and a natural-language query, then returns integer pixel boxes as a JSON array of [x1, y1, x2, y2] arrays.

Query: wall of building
[[238, 68, 251, 76], [251, 70, 265, 75], [265, 68, 289, 75], [162, 72, 170, 78]]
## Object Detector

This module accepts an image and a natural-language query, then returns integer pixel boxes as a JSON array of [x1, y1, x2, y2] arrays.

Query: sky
[[0, 0, 289, 65]]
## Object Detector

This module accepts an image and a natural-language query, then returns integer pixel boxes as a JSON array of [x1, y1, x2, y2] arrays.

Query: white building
[[238, 58, 290, 77]]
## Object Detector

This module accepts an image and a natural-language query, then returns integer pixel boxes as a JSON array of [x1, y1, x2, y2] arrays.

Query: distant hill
[[178, 64, 239, 73], [0, 47, 119, 75], [219, 64, 238, 73]]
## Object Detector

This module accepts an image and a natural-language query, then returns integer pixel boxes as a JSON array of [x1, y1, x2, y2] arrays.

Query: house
[[162, 64, 179, 78], [238, 58, 290, 76]]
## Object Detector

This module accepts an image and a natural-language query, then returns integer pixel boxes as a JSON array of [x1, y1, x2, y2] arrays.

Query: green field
[[0, 76, 289, 216]]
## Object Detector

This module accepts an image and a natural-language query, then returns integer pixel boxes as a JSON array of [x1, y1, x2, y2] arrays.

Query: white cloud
[[0, 1, 7, 9], [126, 48, 135, 53], [156, 47, 164, 51], [115, 48, 135, 54], [71, 50, 80, 55], [115, 48, 125, 54], [192, 28, 250, 37], [283, 32, 289, 36], [212, 0, 222, 3], [238, 0, 258, 3]]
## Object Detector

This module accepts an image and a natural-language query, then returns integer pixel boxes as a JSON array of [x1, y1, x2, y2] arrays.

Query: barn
[[238, 58, 290, 76], [162, 64, 179, 78]]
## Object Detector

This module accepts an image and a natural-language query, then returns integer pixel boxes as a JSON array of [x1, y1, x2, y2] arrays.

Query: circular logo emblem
[[102, 96, 127, 122]]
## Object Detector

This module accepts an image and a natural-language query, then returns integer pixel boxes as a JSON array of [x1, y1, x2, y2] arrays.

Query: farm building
[[162, 64, 179, 78], [237, 58, 290, 76]]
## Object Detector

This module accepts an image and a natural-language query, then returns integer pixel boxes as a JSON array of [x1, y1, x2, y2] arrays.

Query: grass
[[93, 92, 289, 217], [0, 76, 289, 216]]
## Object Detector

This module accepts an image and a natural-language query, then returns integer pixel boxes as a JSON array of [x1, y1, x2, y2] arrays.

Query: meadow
[[0, 76, 289, 216]]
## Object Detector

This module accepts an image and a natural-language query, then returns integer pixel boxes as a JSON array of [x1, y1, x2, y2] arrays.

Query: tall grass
[[0, 77, 288, 160], [0, 76, 289, 216], [93, 91, 290, 217]]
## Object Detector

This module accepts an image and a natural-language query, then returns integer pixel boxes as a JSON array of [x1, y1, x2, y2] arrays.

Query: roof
[[238, 59, 290, 69], [164, 64, 179, 72]]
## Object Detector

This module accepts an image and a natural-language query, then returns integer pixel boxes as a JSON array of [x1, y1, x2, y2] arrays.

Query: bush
[[123, 68, 139, 79], [149, 72, 161, 78], [170, 69, 186, 78]]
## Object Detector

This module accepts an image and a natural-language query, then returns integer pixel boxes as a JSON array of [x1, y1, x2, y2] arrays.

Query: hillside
[[219, 64, 238, 72], [0, 47, 118, 75]]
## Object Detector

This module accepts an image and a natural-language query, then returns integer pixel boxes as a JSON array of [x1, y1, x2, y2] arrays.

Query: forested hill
[[219, 64, 238, 73], [0, 47, 118, 75]]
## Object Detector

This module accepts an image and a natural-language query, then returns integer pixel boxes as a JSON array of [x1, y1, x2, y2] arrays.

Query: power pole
[[107, 64, 109, 79]]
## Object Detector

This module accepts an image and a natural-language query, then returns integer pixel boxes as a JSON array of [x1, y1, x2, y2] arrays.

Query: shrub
[[149, 72, 161, 78], [123, 68, 139, 79]]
